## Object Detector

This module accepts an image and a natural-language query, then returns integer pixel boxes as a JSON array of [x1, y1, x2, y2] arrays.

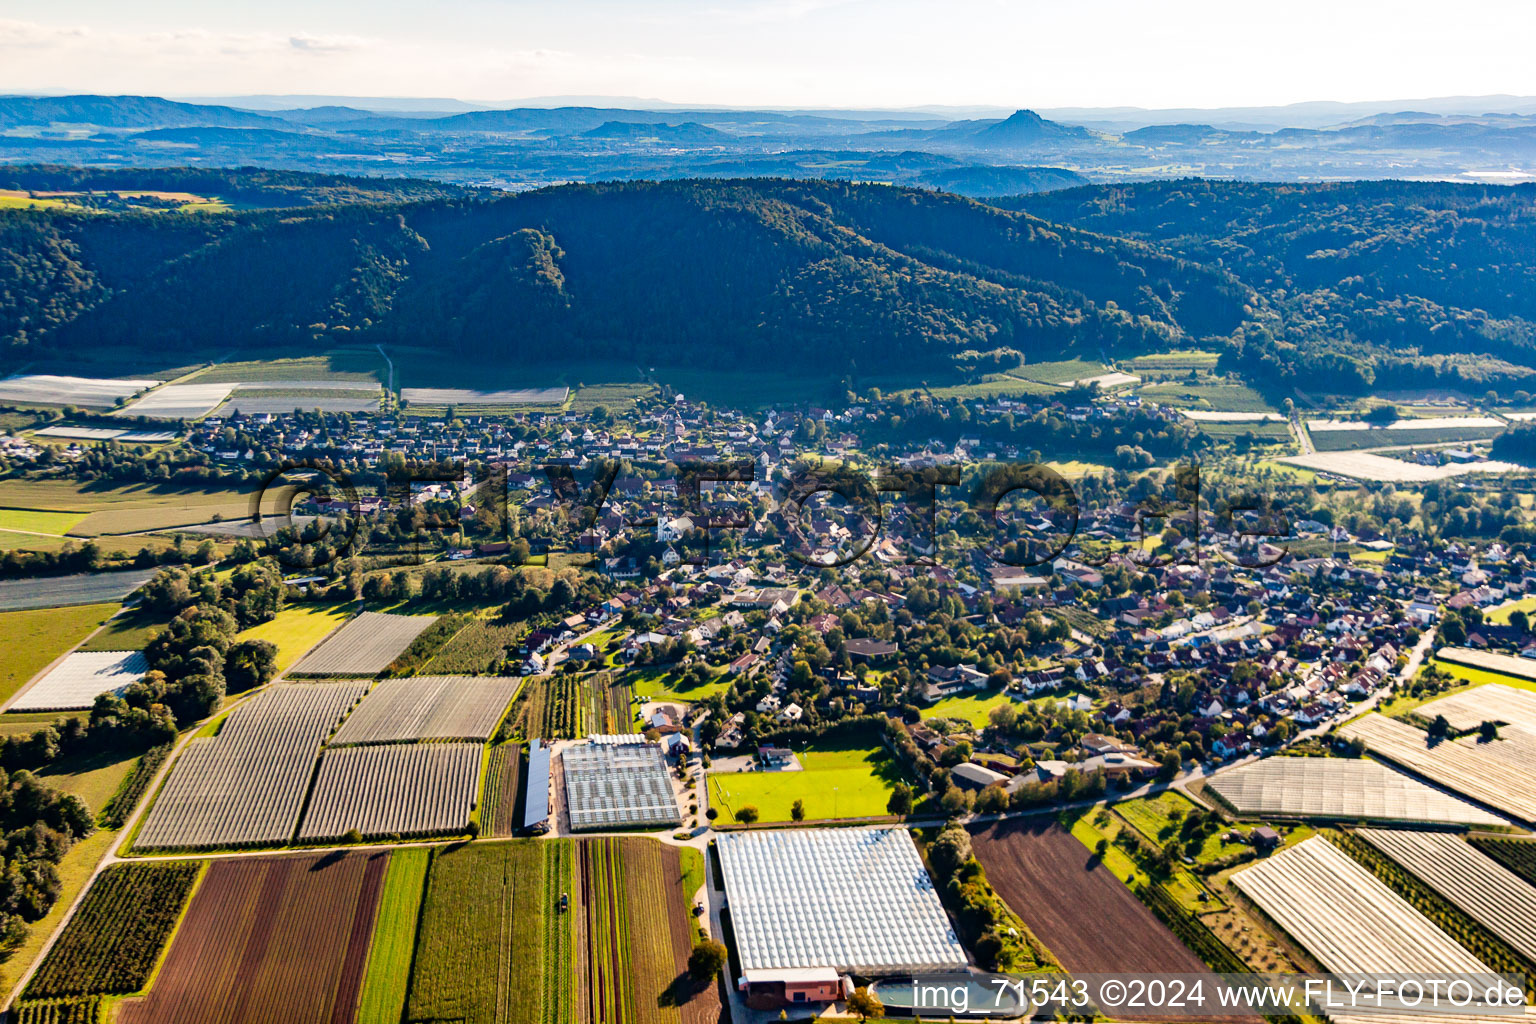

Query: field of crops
[[1339, 713, 1536, 823], [1231, 836, 1494, 975], [1280, 451, 1521, 483], [405, 840, 578, 1024], [330, 676, 521, 744], [0, 570, 157, 612], [10, 997, 104, 1023], [231, 604, 348, 673], [356, 848, 430, 1024], [118, 851, 387, 1024], [1205, 756, 1504, 826], [10, 651, 147, 712], [588, 674, 635, 735], [289, 611, 438, 675], [1359, 830, 1536, 961], [0, 374, 159, 408], [25, 862, 201, 999], [134, 681, 368, 849], [298, 742, 481, 841], [482, 744, 523, 838], [428, 619, 526, 674], [0, 603, 118, 706], [1471, 838, 1536, 886], [520, 674, 588, 739]]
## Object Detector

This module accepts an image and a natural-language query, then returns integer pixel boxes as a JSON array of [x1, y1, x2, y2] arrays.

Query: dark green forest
[[5, 169, 1536, 395]]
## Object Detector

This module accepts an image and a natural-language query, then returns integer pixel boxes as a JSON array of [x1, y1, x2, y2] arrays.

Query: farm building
[[523, 738, 551, 834], [561, 735, 681, 831], [716, 828, 967, 1009]]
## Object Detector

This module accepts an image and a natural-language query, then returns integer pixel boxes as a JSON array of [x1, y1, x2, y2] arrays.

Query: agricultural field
[[518, 673, 599, 739], [481, 743, 523, 838], [1470, 838, 1536, 887], [330, 676, 521, 744], [970, 820, 1217, 975], [1339, 713, 1536, 823], [919, 688, 1012, 729], [1434, 650, 1536, 685], [1136, 382, 1273, 413], [134, 681, 369, 849], [0, 603, 118, 706], [1128, 351, 1220, 374], [1231, 836, 1495, 975], [231, 604, 348, 673], [118, 851, 388, 1024], [109, 383, 234, 420], [401, 386, 570, 407], [192, 354, 383, 384], [1205, 756, 1505, 826], [405, 840, 578, 1024], [1280, 451, 1522, 483], [926, 374, 1058, 400], [1359, 829, 1536, 961], [427, 618, 525, 674], [298, 742, 482, 841], [24, 862, 202, 1000], [1011, 357, 1114, 386], [76, 607, 169, 653], [9, 651, 147, 712], [36, 744, 143, 817], [0, 509, 88, 535], [0, 375, 159, 408], [356, 847, 430, 1024], [707, 734, 911, 824], [1113, 791, 1250, 865], [625, 665, 732, 705], [0, 570, 156, 612], [289, 611, 438, 675]]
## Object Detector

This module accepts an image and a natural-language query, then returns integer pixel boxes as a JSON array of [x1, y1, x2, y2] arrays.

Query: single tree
[[688, 940, 728, 980], [790, 799, 806, 821], [737, 804, 759, 824], [847, 986, 885, 1021]]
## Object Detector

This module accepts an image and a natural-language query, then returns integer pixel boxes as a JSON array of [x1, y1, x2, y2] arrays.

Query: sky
[[2, 0, 1535, 110]]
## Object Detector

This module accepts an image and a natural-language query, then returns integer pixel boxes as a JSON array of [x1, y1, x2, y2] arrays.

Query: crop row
[[481, 744, 522, 839], [330, 675, 522, 745], [428, 619, 526, 674], [291, 611, 437, 675], [135, 681, 369, 849], [97, 742, 172, 829], [1470, 837, 1536, 886], [299, 742, 480, 841], [27, 862, 202, 999], [11, 999, 103, 1024]]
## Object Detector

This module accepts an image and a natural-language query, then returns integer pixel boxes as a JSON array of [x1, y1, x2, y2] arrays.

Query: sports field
[[708, 735, 910, 823]]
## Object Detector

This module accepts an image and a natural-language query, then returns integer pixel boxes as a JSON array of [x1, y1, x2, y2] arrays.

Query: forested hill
[[0, 176, 1248, 375], [1003, 179, 1536, 394]]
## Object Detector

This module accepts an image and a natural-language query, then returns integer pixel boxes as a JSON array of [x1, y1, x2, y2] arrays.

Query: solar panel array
[[562, 739, 681, 830], [329, 676, 521, 744], [298, 742, 481, 840], [1207, 756, 1504, 826], [716, 828, 969, 975], [11, 651, 147, 711], [136, 682, 367, 849]]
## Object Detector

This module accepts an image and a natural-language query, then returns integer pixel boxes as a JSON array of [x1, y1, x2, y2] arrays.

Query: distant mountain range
[[3, 93, 1536, 190]]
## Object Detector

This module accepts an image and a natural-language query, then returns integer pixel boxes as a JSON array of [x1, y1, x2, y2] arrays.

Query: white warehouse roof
[[716, 827, 968, 976]]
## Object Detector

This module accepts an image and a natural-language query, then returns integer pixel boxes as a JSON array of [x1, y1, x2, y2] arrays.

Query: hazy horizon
[[5, 0, 1536, 110]]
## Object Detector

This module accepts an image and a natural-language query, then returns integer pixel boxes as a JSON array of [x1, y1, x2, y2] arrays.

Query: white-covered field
[[400, 386, 569, 406], [1231, 836, 1494, 974], [1307, 416, 1506, 432], [1435, 649, 1536, 683], [31, 426, 176, 442], [1179, 410, 1285, 422], [1279, 451, 1523, 483], [0, 374, 160, 408], [289, 611, 437, 675], [1206, 756, 1503, 826], [297, 742, 481, 840], [111, 383, 234, 419], [1338, 714, 1536, 824], [9, 651, 147, 712], [329, 676, 521, 745], [1359, 829, 1536, 961], [1066, 371, 1141, 390], [135, 681, 367, 849]]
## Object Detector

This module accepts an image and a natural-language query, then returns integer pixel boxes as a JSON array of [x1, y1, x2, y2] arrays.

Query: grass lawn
[[626, 664, 733, 704], [927, 375, 1057, 400], [0, 827, 119, 1006], [234, 604, 350, 673], [78, 606, 169, 652], [708, 736, 909, 823], [356, 847, 430, 1024], [36, 745, 140, 816], [0, 711, 81, 738], [919, 688, 1012, 729], [1066, 812, 1150, 887], [1012, 357, 1112, 385], [1488, 596, 1536, 625], [1137, 382, 1274, 413], [1075, 805, 1220, 914], [0, 509, 88, 535], [0, 602, 119, 705]]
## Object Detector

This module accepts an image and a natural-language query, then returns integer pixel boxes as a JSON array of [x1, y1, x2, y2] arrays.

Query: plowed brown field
[[118, 850, 387, 1024]]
